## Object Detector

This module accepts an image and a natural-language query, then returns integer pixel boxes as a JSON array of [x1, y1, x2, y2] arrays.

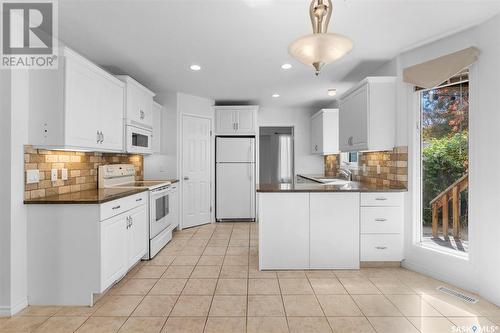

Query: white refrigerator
[[216, 137, 256, 221]]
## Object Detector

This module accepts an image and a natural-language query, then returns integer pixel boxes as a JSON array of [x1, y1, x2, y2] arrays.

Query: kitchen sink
[[316, 178, 350, 185]]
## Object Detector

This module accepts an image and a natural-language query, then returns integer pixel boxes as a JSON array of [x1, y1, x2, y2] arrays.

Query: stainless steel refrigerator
[[216, 137, 256, 221]]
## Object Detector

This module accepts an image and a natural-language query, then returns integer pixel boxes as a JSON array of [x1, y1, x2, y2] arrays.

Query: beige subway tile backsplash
[[324, 146, 408, 188], [24, 145, 144, 200]]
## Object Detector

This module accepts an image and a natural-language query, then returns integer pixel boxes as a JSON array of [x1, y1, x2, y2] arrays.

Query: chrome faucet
[[339, 162, 353, 181]]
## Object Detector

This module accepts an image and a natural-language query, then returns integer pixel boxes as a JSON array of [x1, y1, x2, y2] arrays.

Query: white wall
[[0, 69, 12, 315], [144, 90, 178, 180], [0, 70, 29, 316], [379, 14, 500, 306], [258, 107, 323, 176]]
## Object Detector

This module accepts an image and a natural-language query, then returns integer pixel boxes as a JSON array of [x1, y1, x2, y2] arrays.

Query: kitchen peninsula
[[257, 177, 406, 270]]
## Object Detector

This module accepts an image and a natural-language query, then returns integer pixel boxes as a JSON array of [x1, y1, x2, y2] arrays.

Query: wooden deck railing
[[430, 173, 468, 238]]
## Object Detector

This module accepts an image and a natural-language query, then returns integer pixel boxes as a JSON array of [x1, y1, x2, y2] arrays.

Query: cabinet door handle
[[348, 136, 353, 146], [136, 198, 142, 202], [375, 246, 387, 250], [129, 216, 133, 227], [375, 197, 387, 201], [126, 216, 130, 229], [97, 130, 100, 143], [314, 145, 318, 151], [374, 218, 387, 222], [112, 205, 121, 210], [140, 110, 145, 120]]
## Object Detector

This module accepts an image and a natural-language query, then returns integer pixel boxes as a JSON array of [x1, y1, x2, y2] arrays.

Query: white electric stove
[[98, 164, 175, 259]]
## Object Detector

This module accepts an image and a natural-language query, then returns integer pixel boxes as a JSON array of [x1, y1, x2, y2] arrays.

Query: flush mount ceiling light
[[189, 64, 201, 71], [289, 0, 353, 76], [272, 93, 280, 98], [328, 88, 337, 96], [281, 63, 293, 70]]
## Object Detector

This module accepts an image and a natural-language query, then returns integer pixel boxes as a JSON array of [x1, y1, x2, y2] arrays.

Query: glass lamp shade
[[288, 32, 353, 75]]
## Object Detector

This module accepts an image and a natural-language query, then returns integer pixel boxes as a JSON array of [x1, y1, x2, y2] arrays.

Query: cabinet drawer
[[360, 192, 403, 207], [100, 192, 148, 221], [360, 234, 403, 261], [360, 207, 402, 234]]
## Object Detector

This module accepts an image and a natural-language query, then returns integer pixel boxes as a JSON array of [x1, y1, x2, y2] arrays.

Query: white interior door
[[182, 115, 212, 229]]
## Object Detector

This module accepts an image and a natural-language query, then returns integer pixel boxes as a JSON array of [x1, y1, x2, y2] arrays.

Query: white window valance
[[403, 47, 479, 89]]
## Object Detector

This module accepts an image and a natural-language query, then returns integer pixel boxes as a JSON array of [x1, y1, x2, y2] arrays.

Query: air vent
[[437, 286, 478, 304]]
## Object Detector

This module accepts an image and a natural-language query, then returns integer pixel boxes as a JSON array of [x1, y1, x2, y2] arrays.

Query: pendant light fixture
[[289, 0, 353, 76]]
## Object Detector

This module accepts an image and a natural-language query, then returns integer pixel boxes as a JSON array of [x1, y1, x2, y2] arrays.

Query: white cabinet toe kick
[[258, 191, 404, 270]]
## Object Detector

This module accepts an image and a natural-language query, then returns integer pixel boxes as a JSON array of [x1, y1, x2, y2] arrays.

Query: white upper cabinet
[[29, 47, 125, 152], [339, 77, 396, 152], [116, 75, 155, 130], [152, 102, 162, 153], [310, 109, 339, 155], [214, 106, 258, 135]]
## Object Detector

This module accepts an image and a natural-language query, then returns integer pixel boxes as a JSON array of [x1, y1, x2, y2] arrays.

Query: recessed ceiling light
[[189, 64, 201, 71], [272, 93, 280, 98], [328, 89, 337, 96], [281, 63, 292, 70]]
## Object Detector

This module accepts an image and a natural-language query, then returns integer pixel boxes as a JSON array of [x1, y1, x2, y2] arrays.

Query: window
[[340, 152, 359, 169], [278, 134, 292, 183], [418, 71, 469, 254]]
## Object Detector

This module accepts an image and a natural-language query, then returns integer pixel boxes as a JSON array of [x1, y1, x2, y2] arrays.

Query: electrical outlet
[[51, 169, 58, 182], [376, 164, 381, 175], [61, 168, 68, 180], [26, 170, 39, 184]]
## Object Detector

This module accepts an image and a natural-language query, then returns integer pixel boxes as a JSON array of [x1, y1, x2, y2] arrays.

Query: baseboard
[[402, 259, 476, 293], [0, 298, 28, 317]]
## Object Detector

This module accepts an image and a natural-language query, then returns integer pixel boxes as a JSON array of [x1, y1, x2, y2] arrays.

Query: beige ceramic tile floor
[[1, 222, 500, 333]]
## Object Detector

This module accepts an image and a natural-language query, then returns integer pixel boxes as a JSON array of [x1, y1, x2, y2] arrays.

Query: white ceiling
[[59, 0, 500, 109]]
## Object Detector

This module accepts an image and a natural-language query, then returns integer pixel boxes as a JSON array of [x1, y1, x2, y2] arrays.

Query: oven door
[[126, 125, 153, 155], [149, 187, 171, 239]]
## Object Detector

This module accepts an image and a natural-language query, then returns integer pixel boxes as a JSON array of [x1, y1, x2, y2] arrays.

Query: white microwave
[[126, 125, 153, 154]]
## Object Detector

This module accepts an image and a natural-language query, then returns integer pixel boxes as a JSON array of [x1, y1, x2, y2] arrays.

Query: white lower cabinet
[[27, 192, 148, 306], [360, 234, 403, 261], [360, 192, 404, 262], [258, 191, 405, 270], [259, 193, 309, 269], [127, 205, 148, 266], [100, 201, 148, 292], [100, 213, 128, 290], [310, 193, 360, 269], [259, 192, 360, 270]]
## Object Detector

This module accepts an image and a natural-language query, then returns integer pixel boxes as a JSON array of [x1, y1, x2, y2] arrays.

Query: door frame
[[257, 123, 296, 186], [178, 113, 214, 229]]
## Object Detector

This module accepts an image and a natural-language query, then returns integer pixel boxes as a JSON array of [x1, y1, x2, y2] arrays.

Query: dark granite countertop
[[24, 187, 149, 204], [257, 175, 407, 193]]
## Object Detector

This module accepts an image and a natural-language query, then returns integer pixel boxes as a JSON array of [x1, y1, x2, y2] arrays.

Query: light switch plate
[[61, 168, 68, 180], [26, 170, 39, 184], [51, 169, 58, 182]]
